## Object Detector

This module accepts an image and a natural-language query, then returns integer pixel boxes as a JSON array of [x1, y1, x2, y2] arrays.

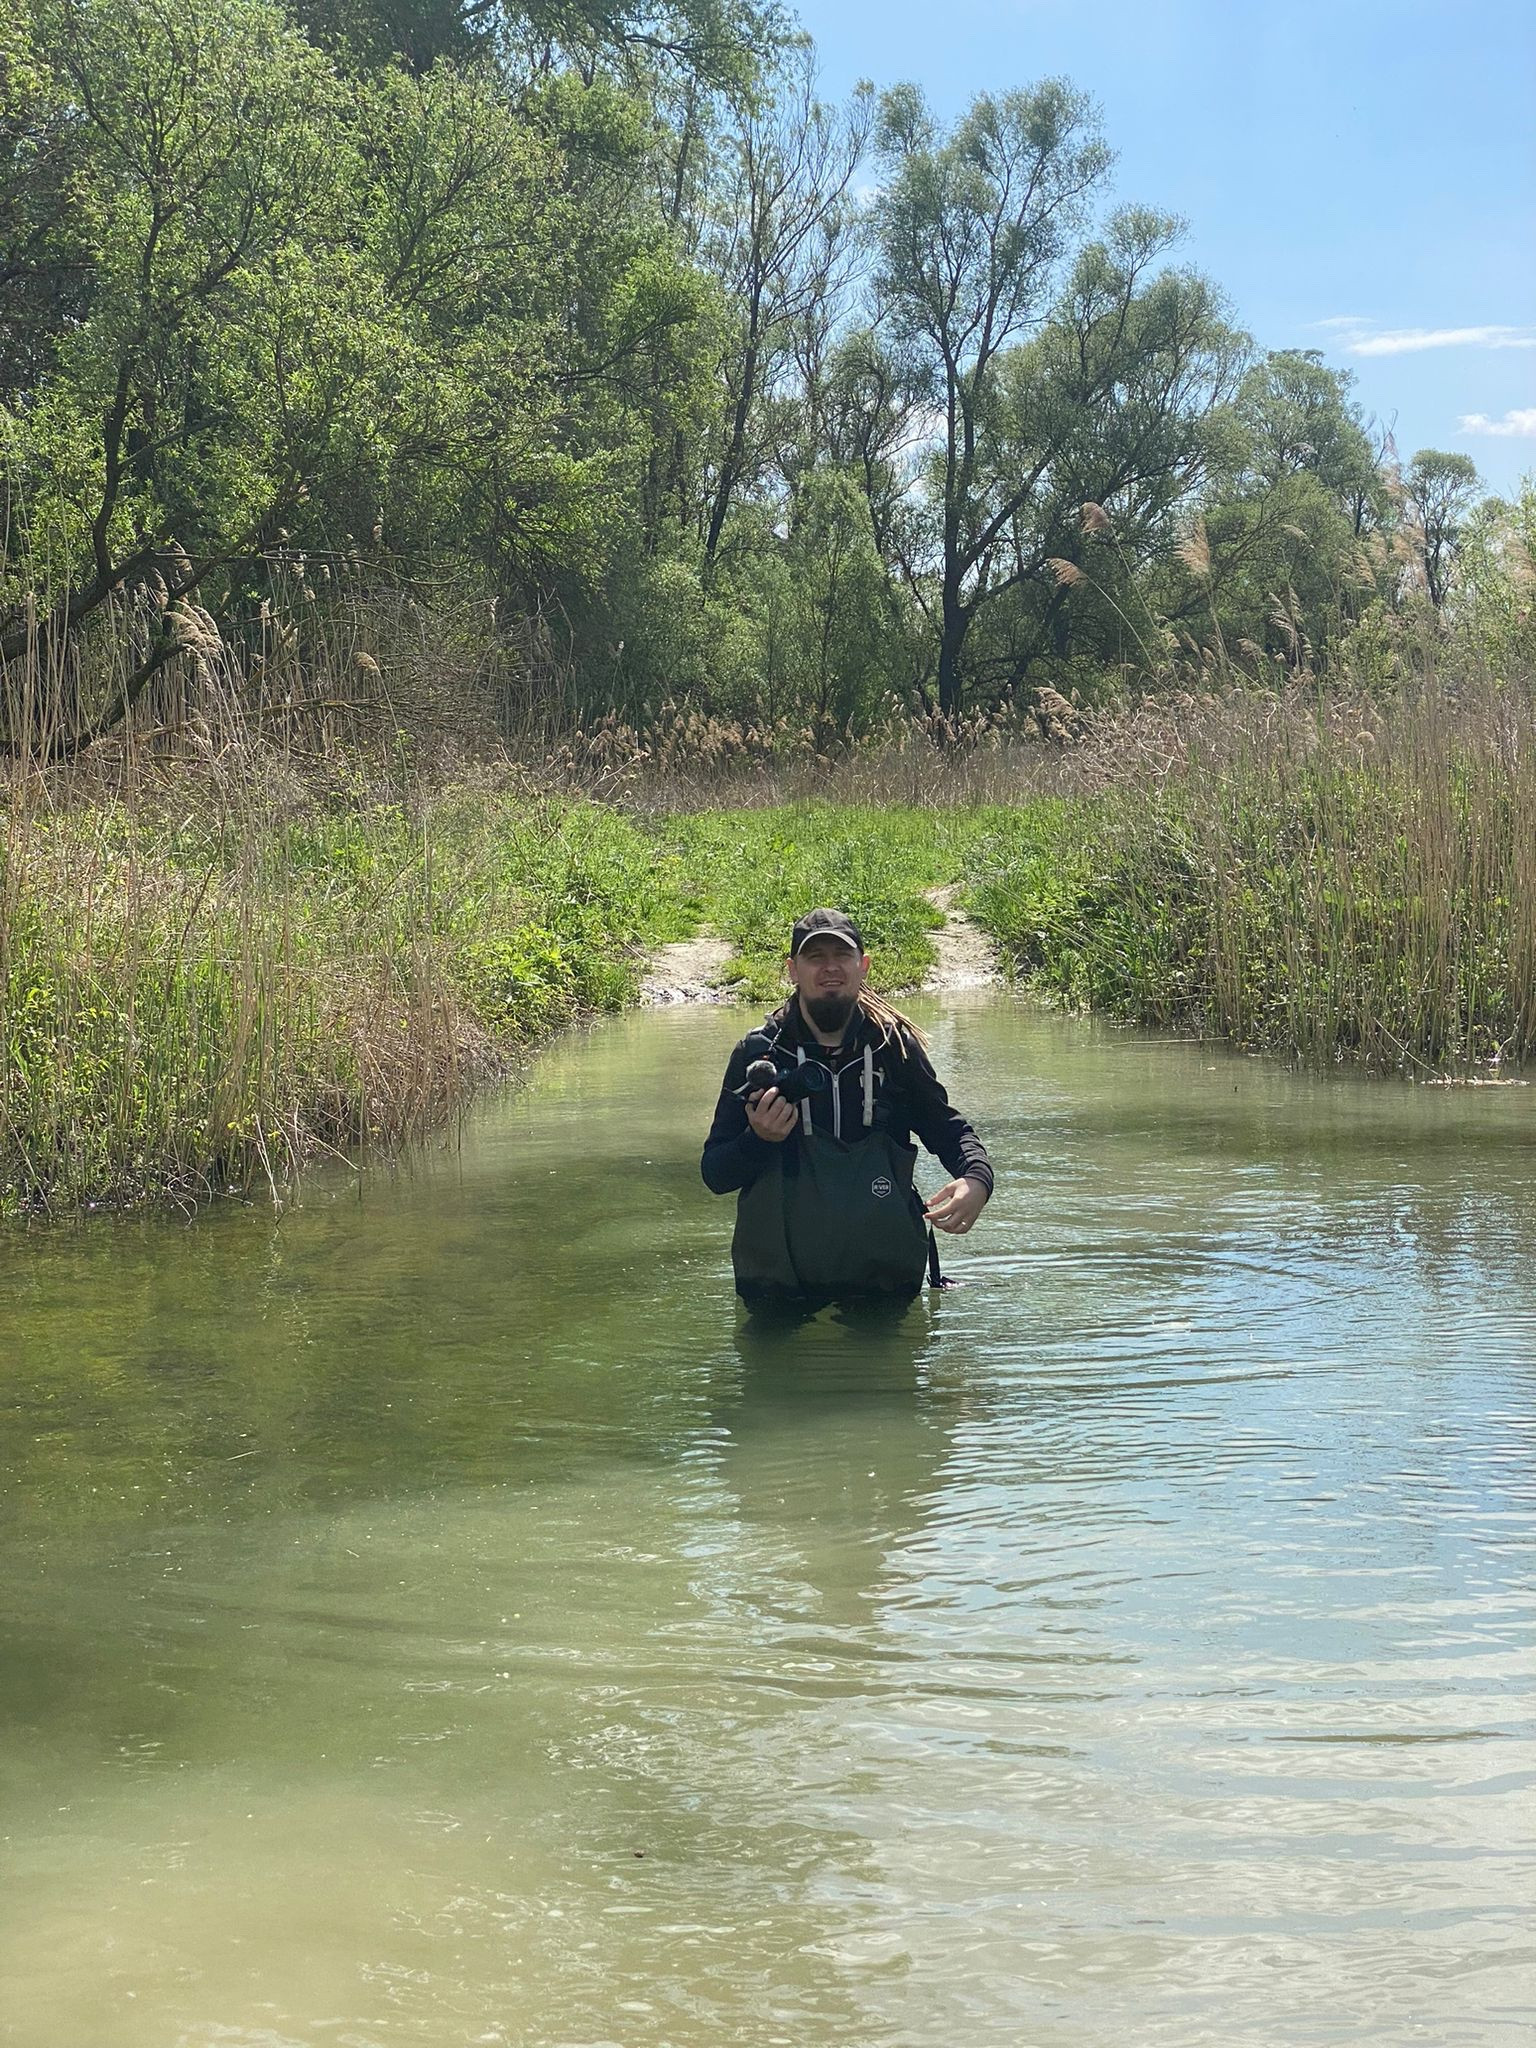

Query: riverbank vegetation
[[2, 765, 693, 1210], [963, 677, 1536, 1072], [3, 0, 1533, 1210], [7, 660, 1533, 1212]]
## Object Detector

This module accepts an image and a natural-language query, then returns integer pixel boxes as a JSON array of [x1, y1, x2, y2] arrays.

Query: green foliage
[[6, 0, 347, 587], [292, 0, 777, 87], [870, 79, 1116, 712], [0, 2, 1526, 762], [961, 804, 1107, 1003], [0, 786, 689, 1211], [291, 0, 495, 70], [972, 211, 1246, 687], [1192, 470, 1363, 664], [1229, 349, 1381, 504], [0, 0, 88, 404], [694, 470, 903, 728], [1154, 351, 1393, 671], [454, 924, 579, 1032], [1454, 482, 1536, 676], [964, 683, 1536, 1069], [1404, 449, 1481, 609], [7, 1, 1529, 1217], [1, 0, 722, 743], [664, 803, 954, 999], [7, 665, 1534, 1215]]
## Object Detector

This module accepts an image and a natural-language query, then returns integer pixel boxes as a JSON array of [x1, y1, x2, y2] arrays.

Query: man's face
[[787, 934, 869, 1034]]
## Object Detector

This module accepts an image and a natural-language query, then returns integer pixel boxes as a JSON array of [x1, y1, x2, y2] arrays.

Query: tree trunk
[[936, 583, 968, 718], [703, 331, 758, 569]]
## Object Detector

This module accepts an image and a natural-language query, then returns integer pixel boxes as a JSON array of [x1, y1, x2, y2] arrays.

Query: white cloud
[[1323, 322, 1536, 357], [1459, 407, 1536, 438]]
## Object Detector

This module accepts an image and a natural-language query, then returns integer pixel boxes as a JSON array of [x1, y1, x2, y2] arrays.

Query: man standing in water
[[701, 909, 993, 1303]]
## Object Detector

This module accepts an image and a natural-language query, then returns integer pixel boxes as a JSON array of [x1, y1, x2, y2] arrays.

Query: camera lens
[[737, 1056, 832, 1107], [782, 1060, 830, 1103]]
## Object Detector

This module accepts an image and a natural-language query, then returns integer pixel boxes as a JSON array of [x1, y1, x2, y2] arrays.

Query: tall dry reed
[[967, 676, 1536, 1069]]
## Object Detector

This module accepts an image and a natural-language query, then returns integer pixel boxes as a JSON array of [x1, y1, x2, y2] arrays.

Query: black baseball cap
[[789, 908, 865, 956]]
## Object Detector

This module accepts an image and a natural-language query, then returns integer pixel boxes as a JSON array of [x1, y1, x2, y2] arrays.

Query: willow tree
[[974, 208, 1245, 690], [697, 47, 870, 571], [1185, 351, 1393, 662], [1404, 449, 1480, 610], [1, 0, 718, 753], [871, 80, 1111, 714], [0, 0, 357, 747], [292, 0, 777, 86]]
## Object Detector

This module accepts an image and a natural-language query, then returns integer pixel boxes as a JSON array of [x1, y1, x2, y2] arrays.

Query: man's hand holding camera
[[745, 1084, 799, 1143]]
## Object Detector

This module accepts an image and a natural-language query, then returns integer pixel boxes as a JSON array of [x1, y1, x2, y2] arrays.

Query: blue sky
[[790, 0, 1536, 498]]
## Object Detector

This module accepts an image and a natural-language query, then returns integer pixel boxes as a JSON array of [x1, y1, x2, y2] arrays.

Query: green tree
[[293, 0, 778, 86], [2, 0, 354, 733], [778, 462, 898, 726], [2, 0, 739, 751], [291, 0, 493, 71], [1231, 349, 1380, 509], [2, 0, 685, 750], [0, 0, 90, 404], [489, 65, 717, 687], [870, 80, 1112, 713], [695, 48, 869, 570], [798, 326, 928, 575], [1404, 448, 1480, 609], [1183, 350, 1391, 664], [968, 208, 1244, 691], [1452, 481, 1536, 672]]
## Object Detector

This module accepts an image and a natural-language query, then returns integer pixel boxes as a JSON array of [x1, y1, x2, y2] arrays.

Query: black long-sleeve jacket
[[701, 999, 994, 1199]]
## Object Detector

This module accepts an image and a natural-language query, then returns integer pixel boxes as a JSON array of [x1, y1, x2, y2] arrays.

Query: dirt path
[[639, 931, 735, 1005], [640, 888, 1001, 1003], [922, 884, 1002, 991]]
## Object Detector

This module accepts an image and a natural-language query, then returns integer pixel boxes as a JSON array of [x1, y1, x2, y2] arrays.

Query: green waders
[[731, 1126, 933, 1301]]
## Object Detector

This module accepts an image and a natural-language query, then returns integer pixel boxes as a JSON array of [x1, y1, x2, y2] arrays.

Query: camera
[[735, 1055, 830, 1106]]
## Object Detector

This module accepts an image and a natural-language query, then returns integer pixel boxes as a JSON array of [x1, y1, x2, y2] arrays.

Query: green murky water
[[3, 999, 1534, 2047]]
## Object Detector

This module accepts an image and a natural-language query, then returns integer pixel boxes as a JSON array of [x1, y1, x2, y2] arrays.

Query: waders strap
[[927, 1226, 948, 1289]]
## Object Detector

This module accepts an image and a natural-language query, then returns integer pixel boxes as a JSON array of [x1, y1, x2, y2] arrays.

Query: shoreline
[[6, 741, 1531, 1215]]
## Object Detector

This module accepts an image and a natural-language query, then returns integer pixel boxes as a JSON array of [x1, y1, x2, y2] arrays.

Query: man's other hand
[[925, 1176, 988, 1234], [746, 1086, 798, 1143]]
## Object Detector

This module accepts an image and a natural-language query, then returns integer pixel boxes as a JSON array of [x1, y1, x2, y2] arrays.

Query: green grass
[[1, 788, 994, 1210], [661, 803, 959, 1002]]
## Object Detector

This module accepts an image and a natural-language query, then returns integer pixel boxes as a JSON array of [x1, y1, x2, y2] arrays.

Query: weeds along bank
[[964, 680, 1536, 1071], [4, 677, 1534, 1213], [0, 771, 695, 1214]]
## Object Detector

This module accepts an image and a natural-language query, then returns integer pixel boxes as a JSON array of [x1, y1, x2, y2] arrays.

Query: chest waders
[[730, 1041, 939, 1300]]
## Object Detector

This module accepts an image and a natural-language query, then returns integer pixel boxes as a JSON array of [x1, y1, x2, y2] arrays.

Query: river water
[[3, 998, 1534, 2047]]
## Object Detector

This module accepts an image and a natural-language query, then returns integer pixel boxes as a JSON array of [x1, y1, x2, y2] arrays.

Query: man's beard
[[802, 989, 858, 1035]]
